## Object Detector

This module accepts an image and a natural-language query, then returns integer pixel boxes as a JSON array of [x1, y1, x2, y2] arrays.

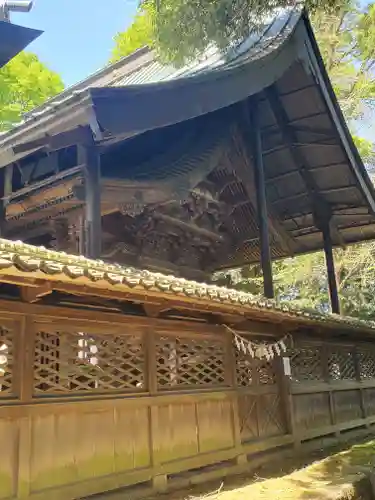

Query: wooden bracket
[[143, 304, 169, 318], [21, 282, 53, 303], [13, 125, 95, 156], [265, 85, 345, 249]]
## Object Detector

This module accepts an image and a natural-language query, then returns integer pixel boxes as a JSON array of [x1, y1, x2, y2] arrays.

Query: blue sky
[[12, 0, 138, 87]]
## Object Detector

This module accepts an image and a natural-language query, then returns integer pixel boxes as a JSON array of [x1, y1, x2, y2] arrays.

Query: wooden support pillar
[[0, 164, 12, 237], [250, 98, 274, 299], [321, 219, 340, 315], [78, 215, 86, 256], [78, 145, 101, 259]]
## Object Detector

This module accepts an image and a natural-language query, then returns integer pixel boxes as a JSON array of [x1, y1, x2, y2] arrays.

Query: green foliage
[[112, 1, 345, 66], [353, 135, 374, 164], [218, 242, 375, 319], [311, 2, 375, 123], [277, 243, 375, 319], [0, 52, 64, 131], [111, 6, 154, 62], [151, 0, 344, 65]]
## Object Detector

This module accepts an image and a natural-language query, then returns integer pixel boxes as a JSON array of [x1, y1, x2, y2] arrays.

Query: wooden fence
[[1, 301, 375, 499]]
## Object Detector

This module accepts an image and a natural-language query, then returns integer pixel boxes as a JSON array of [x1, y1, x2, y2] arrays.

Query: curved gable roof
[[2, 8, 375, 268]]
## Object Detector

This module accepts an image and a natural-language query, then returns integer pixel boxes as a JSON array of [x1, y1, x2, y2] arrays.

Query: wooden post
[[321, 220, 340, 315], [0, 165, 12, 237], [353, 346, 367, 423], [78, 144, 101, 259], [224, 328, 246, 464], [78, 215, 86, 256], [250, 98, 274, 299], [276, 355, 299, 448], [322, 341, 339, 435]]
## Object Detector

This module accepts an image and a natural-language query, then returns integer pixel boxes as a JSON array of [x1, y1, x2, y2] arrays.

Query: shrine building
[[1, 8, 375, 500]]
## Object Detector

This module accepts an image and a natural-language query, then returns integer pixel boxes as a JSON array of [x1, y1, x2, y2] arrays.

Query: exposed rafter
[[234, 112, 297, 257], [265, 84, 345, 248]]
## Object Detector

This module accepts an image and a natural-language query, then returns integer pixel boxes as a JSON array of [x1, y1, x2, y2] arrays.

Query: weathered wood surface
[[1, 303, 375, 499]]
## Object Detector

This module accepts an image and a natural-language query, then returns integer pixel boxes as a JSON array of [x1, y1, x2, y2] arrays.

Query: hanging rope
[[224, 325, 292, 361]]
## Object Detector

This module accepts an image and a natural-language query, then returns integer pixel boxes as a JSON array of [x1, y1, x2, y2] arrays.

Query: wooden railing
[[0, 301, 374, 499]]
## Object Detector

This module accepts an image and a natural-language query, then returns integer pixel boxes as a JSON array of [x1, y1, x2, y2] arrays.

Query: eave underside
[[1, 16, 375, 275]]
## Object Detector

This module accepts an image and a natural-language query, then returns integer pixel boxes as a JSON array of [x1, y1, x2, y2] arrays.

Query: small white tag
[[283, 357, 291, 376]]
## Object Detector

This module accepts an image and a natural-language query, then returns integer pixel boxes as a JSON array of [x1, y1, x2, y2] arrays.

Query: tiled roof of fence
[[0, 239, 374, 333]]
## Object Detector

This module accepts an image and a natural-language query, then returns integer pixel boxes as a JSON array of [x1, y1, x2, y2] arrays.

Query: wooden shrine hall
[[0, 10, 375, 312], [2, 8, 375, 500], [0, 9, 375, 313]]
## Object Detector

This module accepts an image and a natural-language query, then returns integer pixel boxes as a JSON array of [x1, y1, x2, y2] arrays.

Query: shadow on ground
[[144, 435, 375, 500]]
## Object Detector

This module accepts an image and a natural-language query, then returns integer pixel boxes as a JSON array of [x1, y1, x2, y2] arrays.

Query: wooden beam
[[321, 219, 340, 314], [248, 97, 274, 299], [266, 161, 347, 184], [263, 139, 338, 156], [78, 145, 101, 259], [234, 121, 297, 257], [73, 179, 177, 206], [143, 304, 168, 318], [265, 85, 345, 248], [21, 282, 53, 303], [152, 212, 224, 241], [3, 165, 83, 204], [12, 125, 94, 155], [291, 125, 335, 138]]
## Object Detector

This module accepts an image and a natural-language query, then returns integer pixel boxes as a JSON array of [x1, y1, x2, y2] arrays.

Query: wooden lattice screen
[[33, 329, 145, 394], [0, 325, 14, 397], [290, 343, 324, 382], [289, 339, 375, 433], [235, 350, 276, 387], [357, 344, 375, 380], [290, 341, 365, 382], [327, 346, 356, 381], [155, 334, 226, 389]]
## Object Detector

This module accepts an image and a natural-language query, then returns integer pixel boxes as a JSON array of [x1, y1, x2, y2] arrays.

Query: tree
[[310, 2, 375, 163], [0, 52, 64, 130], [111, 1, 344, 66], [111, 6, 154, 62], [150, 0, 344, 66]]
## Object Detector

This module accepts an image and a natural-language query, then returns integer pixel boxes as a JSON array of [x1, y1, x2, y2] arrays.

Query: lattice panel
[[33, 330, 145, 394], [0, 326, 14, 397], [358, 346, 375, 380], [235, 350, 253, 387], [256, 358, 276, 385], [328, 347, 356, 381], [156, 335, 225, 388], [235, 350, 276, 387], [290, 343, 324, 382]]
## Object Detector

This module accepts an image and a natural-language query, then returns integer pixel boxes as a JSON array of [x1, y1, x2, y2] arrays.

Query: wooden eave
[[0, 239, 375, 338], [1, 10, 375, 269], [0, 20, 42, 69]]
